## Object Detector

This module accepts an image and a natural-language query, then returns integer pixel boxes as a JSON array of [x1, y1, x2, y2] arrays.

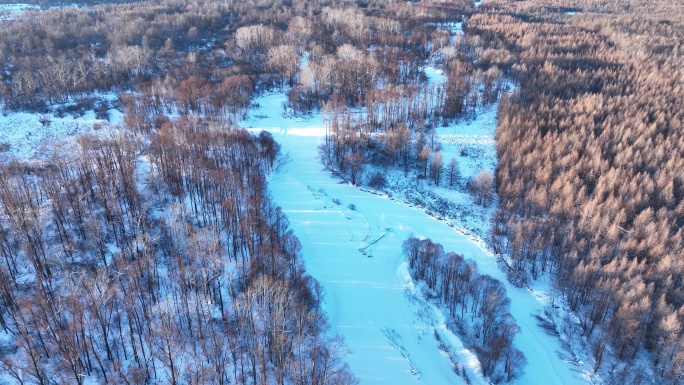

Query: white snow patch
[[0, 3, 38, 20], [0, 93, 124, 160], [423, 66, 446, 84]]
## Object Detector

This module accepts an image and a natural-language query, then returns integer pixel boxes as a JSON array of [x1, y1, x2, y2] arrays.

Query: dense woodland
[[0, 0, 682, 383], [472, 0, 684, 383], [0, 122, 357, 384]]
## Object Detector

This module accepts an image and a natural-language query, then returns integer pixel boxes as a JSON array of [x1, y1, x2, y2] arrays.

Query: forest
[[474, 0, 684, 383], [0, 120, 358, 384], [0, 0, 682, 383]]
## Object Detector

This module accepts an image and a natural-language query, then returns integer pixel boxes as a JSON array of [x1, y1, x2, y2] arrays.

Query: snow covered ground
[[0, 93, 123, 159], [243, 92, 589, 385], [365, 66, 499, 239], [0, 3, 39, 20], [371, 100, 499, 239]]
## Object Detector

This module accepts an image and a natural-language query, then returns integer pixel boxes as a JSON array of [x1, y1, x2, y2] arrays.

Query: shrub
[[367, 172, 387, 189]]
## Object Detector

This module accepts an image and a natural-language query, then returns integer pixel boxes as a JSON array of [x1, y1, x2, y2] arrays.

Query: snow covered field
[[0, 93, 123, 159], [243, 92, 589, 385]]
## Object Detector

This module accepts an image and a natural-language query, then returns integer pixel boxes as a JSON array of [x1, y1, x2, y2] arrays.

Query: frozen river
[[243, 93, 586, 385]]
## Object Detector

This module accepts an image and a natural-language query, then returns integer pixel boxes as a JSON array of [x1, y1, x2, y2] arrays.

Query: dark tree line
[[403, 237, 526, 383], [0, 123, 356, 384]]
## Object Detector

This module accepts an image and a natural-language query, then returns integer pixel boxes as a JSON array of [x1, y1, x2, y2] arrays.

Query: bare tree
[[430, 151, 443, 186], [447, 157, 460, 187], [344, 152, 366, 185], [470, 170, 494, 206]]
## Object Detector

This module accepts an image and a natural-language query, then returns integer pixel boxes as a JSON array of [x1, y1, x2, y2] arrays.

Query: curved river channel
[[244, 93, 585, 385]]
